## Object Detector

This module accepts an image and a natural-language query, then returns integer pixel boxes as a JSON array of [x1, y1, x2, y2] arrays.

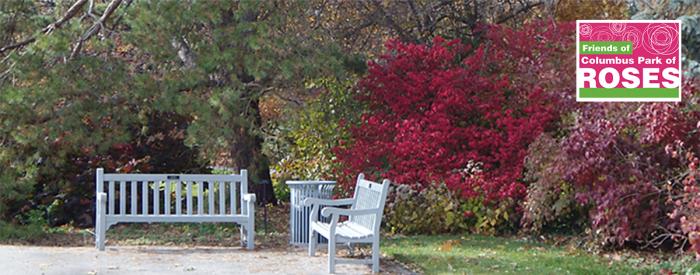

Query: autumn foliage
[[335, 20, 700, 257], [559, 86, 700, 247], [334, 22, 575, 205]]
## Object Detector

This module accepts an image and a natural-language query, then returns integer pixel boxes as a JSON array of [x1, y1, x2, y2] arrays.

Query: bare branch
[[69, 0, 123, 59], [495, 1, 544, 24], [109, 0, 134, 33], [43, 0, 89, 34], [0, 37, 36, 55]]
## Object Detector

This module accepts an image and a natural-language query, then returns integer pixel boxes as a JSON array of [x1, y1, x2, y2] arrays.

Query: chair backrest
[[350, 173, 391, 233]]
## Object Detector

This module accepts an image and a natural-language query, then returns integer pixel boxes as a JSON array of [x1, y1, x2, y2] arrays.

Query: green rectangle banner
[[579, 41, 633, 54], [579, 88, 680, 98]]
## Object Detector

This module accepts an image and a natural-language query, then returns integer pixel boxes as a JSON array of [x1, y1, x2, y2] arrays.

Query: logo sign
[[576, 20, 682, 102]]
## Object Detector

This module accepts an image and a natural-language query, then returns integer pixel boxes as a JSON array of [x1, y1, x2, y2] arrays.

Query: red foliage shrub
[[526, 82, 700, 247], [334, 22, 574, 206]]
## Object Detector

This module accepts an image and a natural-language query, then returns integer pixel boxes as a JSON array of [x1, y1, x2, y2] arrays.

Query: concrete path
[[0, 245, 398, 275]]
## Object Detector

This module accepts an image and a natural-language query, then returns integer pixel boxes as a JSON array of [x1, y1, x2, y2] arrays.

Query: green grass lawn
[[382, 234, 659, 275]]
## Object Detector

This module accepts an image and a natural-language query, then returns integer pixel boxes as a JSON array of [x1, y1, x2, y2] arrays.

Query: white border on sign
[[575, 19, 682, 102]]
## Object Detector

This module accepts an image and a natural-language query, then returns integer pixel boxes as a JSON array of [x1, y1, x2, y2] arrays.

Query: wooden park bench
[[94, 168, 256, 250], [304, 174, 390, 273]]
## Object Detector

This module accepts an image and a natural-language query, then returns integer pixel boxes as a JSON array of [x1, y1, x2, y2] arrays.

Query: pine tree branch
[[69, 0, 123, 59], [0, 0, 88, 55]]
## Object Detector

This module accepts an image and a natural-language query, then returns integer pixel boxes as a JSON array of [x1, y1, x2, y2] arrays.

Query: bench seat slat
[[311, 221, 374, 240]]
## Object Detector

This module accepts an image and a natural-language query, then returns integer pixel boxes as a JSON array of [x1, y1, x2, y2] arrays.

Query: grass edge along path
[[382, 234, 659, 275]]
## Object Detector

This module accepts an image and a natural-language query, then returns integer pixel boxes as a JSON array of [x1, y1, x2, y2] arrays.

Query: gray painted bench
[[95, 168, 256, 250]]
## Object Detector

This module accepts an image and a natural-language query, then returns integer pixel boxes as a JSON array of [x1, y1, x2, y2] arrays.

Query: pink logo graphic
[[576, 20, 681, 102]]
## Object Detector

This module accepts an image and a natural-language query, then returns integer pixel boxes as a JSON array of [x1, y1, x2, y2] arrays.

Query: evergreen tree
[[0, 0, 346, 224]]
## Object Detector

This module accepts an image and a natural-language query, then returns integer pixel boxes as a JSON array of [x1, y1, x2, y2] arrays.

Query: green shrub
[[267, 78, 364, 201], [0, 209, 47, 241], [385, 184, 470, 234], [385, 182, 524, 235], [464, 196, 521, 235]]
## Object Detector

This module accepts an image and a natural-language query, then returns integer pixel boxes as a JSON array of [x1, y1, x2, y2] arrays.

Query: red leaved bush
[[334, 22, 574, 205], [524, 83, 700, 248], [677, 150, 700, 258]]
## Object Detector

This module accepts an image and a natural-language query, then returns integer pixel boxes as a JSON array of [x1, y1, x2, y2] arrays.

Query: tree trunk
[[231, 97, 277, 205]]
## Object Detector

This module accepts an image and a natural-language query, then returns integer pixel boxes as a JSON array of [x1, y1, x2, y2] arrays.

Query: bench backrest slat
[[142, 182, 148, 215], [108, 181, 115, 215], [97, 169, 247, 217], [186, 182, 192, 215], [349, 174, 391, 233]]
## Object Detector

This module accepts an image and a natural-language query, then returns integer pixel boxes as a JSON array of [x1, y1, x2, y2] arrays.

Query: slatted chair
[[303, 174, 390, 273]]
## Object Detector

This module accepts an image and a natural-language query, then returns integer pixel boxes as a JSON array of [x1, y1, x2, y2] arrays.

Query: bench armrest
[[243, 194, 256, 203], [96, 192, 107, 203], [321, 207, 380, 218], [302, 197, 354, 207]]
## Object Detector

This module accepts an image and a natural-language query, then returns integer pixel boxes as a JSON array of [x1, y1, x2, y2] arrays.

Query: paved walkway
[[0, 245, 403, 275]]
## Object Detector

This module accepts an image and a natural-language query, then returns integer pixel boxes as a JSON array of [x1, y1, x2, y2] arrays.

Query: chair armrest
[[302, 197, 354, 207], [321, 207, 380, 218], [243, 194, 256, 203]]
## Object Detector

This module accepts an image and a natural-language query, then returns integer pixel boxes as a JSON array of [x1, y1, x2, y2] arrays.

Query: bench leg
[[247, 202, 255, 250], [246, 223, 255, 250], [96, 193, 107, 251], [95, 220, 102, 250], [97, 222, 106, 251], [240, 226, 245, 247], [328, 235, 336, 273], [308, 227, 317, 256], [371, 240, 380, 273]]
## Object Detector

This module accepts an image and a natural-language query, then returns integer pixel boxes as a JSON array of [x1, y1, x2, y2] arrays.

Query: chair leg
[[328, 235, 336, 273], [371, 241, 380, 273], [308, 229, 317, 256]]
